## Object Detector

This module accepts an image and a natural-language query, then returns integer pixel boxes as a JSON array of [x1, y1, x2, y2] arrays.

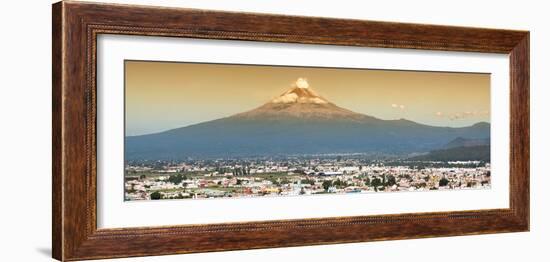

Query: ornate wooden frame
[[52, 1, 530, 261]]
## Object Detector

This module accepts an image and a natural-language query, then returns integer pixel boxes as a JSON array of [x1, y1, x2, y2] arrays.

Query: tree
[[127, 184, 136, 194], [168, 174, 184, 185], [371, 177, 382, 192], [386, 175, 397, 186], [150, 191, 162, 200], [364, 177, 370, 186], [322, 180, 332, 191], [333, 179, 347, 188], [439, 177, 450, 187]]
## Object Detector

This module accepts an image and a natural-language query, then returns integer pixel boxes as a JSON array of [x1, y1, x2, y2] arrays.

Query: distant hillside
[[444, 137, 490, 149], [408, 145, 490, 162]]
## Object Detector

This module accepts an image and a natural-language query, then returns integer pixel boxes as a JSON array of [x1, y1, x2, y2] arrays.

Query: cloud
[[391, 104, 405, 110]]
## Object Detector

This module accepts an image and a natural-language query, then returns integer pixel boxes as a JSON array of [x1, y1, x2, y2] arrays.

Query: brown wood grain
[[52, 1, 530, 261], [52, 3, 63, 260]]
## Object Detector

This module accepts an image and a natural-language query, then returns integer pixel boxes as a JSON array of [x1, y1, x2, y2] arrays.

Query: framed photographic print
[[52, 1, 529, 261]]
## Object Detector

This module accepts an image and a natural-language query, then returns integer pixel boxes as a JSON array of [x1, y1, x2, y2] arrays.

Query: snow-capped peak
[[295, 78, 309, 89], [270, 78, 329, 104]]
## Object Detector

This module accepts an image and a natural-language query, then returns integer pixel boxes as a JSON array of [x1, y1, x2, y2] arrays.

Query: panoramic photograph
[[124, 61, 491, 201]]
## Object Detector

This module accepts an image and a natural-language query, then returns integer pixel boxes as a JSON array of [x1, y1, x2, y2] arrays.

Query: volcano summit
[[125, 78, 490, 160], [232, 78, 373, 122]]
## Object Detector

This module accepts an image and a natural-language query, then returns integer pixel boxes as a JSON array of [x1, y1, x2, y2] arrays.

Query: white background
[[0, 0, 546, 261], [98, 35, 509, 228]]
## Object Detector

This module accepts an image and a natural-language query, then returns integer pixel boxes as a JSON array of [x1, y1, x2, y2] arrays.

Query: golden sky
[[125, 60, 490, 136]]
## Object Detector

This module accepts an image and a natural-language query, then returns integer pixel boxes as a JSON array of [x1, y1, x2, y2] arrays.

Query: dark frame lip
[[52, 1, 529, 261]]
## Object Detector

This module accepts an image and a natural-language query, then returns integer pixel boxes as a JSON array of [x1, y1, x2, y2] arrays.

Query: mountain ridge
[[126, 79, 490, 160], [444, 137, 490, 149]]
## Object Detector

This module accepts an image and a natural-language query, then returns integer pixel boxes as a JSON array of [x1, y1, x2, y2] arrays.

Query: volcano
[[126, 78, 490, 160], [232, 78, 374, 122]]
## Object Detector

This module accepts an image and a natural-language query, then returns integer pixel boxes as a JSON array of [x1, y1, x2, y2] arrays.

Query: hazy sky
[[125, 61, 490, 136]]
